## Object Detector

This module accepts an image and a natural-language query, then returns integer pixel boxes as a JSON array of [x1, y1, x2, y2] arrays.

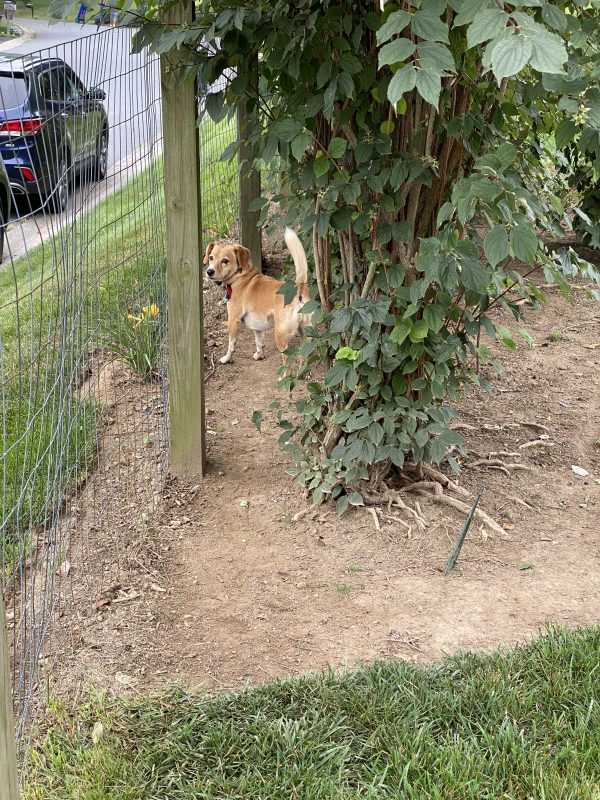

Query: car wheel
[[50, 153, 70, 213], [94, 129, 108, 180]]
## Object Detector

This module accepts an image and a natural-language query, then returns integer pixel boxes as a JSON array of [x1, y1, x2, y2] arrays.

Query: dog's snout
[[206, 268, 215, 277]]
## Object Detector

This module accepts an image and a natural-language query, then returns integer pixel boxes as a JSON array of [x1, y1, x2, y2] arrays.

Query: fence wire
[[199, 75, 239, 243], [0, 24, 165, 744]]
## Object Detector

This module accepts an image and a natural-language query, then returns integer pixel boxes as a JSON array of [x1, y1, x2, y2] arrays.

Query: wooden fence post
[[237, 54, 262, 271], [0, 591, 19, 800], [161, 0, 206, 478]]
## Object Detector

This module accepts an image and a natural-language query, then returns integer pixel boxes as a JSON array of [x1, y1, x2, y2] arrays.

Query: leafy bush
[[129, 0, 600, 507]]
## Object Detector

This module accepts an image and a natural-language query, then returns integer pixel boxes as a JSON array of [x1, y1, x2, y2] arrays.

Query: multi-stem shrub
[[130, 0, 600, 507]]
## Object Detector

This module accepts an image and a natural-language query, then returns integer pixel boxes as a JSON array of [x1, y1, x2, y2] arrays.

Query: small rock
[[239, 499, 249, 508], [115, 672, 135, 686], [571, 465, 589, 477], [92, 721, 104, 744]]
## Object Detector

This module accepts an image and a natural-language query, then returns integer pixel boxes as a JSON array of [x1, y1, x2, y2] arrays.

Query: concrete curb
[[0, 20, 36, 53]]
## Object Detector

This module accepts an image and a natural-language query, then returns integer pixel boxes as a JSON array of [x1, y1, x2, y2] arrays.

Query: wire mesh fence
[[0, 24, 165, 745], [198, 75, 239, 243]]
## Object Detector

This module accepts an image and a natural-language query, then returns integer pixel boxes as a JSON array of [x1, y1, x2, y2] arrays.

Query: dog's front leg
[[220, 318, 240, 364]]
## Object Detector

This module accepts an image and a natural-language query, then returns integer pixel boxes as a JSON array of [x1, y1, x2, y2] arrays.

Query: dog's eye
[[209, 254, 214, 261], [222, 258, 229, 265]]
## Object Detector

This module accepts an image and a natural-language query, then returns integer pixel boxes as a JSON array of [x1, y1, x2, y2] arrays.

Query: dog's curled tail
[[284, 227, 308, 287]]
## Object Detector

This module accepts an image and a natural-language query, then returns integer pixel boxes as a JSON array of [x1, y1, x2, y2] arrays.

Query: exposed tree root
[[365, 506, 381, 531], [519, 421, 550, 434], [519, 439, 554, 450], [412, 488, 509, 538], [469, 458, 533, 472]]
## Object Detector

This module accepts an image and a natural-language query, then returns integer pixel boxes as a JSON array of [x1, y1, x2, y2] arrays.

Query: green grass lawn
[[23, 626, 600, 799], [1, 163, 166, 579], [1, 119, 238, 579]]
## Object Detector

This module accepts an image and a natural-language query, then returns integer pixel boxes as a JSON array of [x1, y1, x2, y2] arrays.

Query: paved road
[[2, 17, 162, 262]]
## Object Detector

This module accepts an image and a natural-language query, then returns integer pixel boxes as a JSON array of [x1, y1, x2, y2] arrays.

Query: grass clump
[[23, 625, 600, 799]]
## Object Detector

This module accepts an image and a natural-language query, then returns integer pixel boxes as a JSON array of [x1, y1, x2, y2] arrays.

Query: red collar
[[226, 285, 232, 300]]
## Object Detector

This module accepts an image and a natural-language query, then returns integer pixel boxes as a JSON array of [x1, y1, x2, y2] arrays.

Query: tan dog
[[203, 228, 310, 365]]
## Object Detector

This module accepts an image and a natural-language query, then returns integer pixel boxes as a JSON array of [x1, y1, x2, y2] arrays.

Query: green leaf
[[484, 225, 509, 268], [272, 118, 303, 142], [387, 66, 417, 105], [519, 562, 533, 571], [338, 72, 355, 99], [313, 155, 330, 178], [528, 31, 568, 74], [251, 410, 263, 432], [291, 132, 312, 161], [454, 0, 488, 27], [517, 327, 534, 346], [497, 324, 517, 351], [336, 346, 360, 361], [466, 8, 508, 48], [390, 320, 411, 345], [541, 4, 567, 33], [554, 119, 577, 150], [248, 196, 268, 212], [205, 91, 226, 122], [336, 494, 350, 515], [348, 491, 364, 507], [324, 362, 349, 388], [411, 10, 450, 43], [316, 61, 332, 89], [409, 320, 429, 342], [377, 9, 411, 45], [437, 201, 454, 226], [378, 38, 415, 68], [460, 258, 490, 293], [496, 142, 518, 169], [415, 70, 442, 110], [491, 33, 533, 82], [330, 207, 353, 230], [324, 80, 338, 119], [510, 224, 539, 264], [389, 448, 405, 468], [277, 279, 298, 306], [470, 176, 502, 203], [339, 52, 362, 74], [329, 137, 348, 159], [423, 304, 445, 333], [416, 42, 455, 74]]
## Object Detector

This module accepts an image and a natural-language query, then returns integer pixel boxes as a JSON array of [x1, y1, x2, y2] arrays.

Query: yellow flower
[[127, 312, 142, 323], [142, 303, 160, 318]]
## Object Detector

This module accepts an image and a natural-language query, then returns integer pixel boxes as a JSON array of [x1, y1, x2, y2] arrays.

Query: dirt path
[[130, 284, 600, 692], [43, 281, 600, 700]]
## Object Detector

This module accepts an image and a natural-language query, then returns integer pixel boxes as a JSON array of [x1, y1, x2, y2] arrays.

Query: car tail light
[[0, 118, 44, 135], [18, 167, 36, 182]]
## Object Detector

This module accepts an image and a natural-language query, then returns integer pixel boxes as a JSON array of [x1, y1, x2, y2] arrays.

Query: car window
[[38, 69, 71, 104], [0, 73, 28, 110], [65, 71, 86, 101]]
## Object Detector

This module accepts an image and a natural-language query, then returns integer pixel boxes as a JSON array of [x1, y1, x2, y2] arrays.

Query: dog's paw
[[253, 352, 265, 361], [220, 355, 233, 364]]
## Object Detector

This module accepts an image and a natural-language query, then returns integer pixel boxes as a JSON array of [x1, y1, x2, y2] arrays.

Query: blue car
[[0, 54, 109, 213]]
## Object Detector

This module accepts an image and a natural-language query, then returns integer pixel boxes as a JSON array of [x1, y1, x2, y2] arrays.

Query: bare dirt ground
[[44, 260, 600, 701]]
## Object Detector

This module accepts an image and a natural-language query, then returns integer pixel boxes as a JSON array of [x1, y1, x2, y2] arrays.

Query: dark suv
[[0, 155, 11, 261], [0, 54, 109, 212]]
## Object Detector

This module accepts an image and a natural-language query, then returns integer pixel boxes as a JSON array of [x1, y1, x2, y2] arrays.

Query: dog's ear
[[233, 244, 251, 270], [203, 241, 218, 265]]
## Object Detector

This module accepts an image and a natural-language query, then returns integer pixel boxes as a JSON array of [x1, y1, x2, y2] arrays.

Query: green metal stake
[[444, 487, 485, 575]]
